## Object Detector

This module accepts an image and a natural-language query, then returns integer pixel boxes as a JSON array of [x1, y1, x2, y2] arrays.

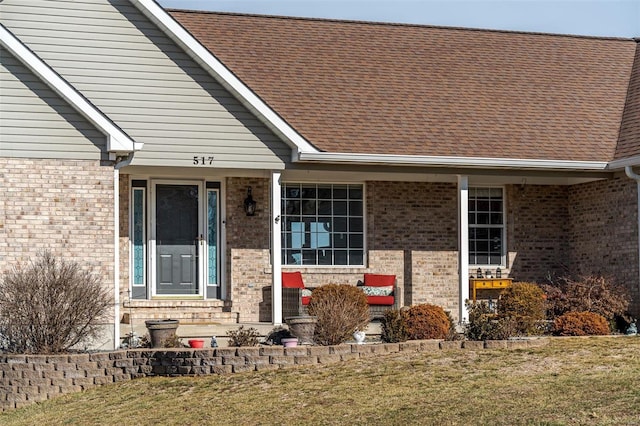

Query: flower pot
[[188, 339, 204, 348], [281, 337, 298, 347], [285, 316, 317, 345], [145, 319, 179, 348], [353, 330, 366, 344]]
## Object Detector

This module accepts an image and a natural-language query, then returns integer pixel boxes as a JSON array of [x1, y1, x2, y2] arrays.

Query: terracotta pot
[[188, 339, 204, 348]]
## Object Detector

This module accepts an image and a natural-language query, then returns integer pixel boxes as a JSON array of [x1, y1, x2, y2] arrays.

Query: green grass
[[2, 337, 640, 425]]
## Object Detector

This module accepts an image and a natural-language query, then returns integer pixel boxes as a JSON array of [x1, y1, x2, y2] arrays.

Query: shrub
[[464, 301, 517, 341], [402, 304, 450, 340], [0, 252, 111, 354], [380, 309, 409, 343], [497, 282, 546, 336], [308, 284, 369, 345], [553, 311, 610, 336], [264, 325, 292, 345], [226, 326, 260, 347], [540, 275, 630, 323]]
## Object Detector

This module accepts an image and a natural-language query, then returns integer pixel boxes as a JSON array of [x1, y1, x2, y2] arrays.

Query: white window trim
[[280, 181, 367, 268], [468, 185, 507, 267]]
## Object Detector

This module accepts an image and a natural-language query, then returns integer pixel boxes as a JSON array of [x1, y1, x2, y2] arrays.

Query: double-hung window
[[282, 183, 364, 266], [468, 187, 504, 266]]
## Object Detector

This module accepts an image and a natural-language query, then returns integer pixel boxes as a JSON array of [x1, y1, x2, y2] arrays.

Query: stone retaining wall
[[0, 338, 549, 411]]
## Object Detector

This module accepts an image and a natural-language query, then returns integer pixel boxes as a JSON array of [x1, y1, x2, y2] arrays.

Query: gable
[[0, 46, 106, 159], [0, 0, 291, 169]]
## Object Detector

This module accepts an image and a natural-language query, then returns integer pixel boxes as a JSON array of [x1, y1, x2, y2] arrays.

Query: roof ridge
[[166, 8, 636, 42]]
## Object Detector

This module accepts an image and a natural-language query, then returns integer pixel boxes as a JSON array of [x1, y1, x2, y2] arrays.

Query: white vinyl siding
[[0, 0, 290, 168], [0, 47, 105, 159]]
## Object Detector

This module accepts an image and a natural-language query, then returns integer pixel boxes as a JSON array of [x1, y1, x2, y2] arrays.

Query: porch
[[119, 320, 383, 348]]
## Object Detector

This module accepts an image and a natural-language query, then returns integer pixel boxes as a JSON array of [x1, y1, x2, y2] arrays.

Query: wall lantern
[[244, 186, 257, 216]]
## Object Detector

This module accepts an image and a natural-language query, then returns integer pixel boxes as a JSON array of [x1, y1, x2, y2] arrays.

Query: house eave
[[130, 0, 318, 155], [607, 155, 640, 170], [295, 152, 610, 171], [0, 23, 140, 154]]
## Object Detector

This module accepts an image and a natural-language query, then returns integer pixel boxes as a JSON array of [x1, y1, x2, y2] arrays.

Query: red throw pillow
[[363, 273, 395, 287], [282, 271, 305, 289]]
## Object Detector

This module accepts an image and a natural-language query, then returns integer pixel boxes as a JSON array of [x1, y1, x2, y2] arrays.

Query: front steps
[[121, 299, 239, 325]]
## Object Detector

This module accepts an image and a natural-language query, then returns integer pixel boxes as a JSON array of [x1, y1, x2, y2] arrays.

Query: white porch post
[[271, 171, 283, 325], [113, 167, 120, 349], [458, 175, 470, 324]]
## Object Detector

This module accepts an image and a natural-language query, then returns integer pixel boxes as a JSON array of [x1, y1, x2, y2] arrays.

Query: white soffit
[[0, 24, 141, 153]]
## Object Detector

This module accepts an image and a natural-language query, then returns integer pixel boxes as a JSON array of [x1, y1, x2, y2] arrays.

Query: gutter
[[625, 166, 640, 296], [295, 152, 609, 171]]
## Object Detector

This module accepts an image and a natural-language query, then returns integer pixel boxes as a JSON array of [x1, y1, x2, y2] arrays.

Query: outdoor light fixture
[[244, 186, 257, 216]]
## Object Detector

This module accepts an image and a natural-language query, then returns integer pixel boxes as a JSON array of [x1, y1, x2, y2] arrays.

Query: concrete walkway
[[120, 320, 382, 348]]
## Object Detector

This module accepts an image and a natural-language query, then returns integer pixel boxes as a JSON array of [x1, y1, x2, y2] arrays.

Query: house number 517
[[193, 156, 214, 165]]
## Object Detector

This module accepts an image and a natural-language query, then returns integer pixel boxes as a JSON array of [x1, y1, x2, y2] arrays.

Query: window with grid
[[282, 183, 364, 266], [469, 187, 504, 266]]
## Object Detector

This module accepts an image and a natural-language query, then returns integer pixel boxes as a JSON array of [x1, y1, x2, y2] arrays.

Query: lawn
[[2, 337, 640, 425]]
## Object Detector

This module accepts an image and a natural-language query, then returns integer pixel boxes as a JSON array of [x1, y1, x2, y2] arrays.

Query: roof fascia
[[607, 155, 640, 170], [296, 152, 610, 171], [0, 24, 140, 153], [130, 0, 318, 154]]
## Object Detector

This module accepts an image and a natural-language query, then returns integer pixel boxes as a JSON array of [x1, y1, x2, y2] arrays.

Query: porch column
[[458, 175, 470, 323], [271, 171, 283, 325]]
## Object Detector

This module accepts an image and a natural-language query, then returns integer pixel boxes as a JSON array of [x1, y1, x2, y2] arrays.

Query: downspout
[[113, 153, 134, 349], [625, 166, 640, 295]]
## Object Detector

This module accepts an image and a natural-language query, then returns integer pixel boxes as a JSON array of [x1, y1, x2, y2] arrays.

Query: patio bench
[[266, 272, 400, 321]]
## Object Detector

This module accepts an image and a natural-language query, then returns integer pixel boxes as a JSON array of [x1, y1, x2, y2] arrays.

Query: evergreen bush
[[553, 311, 610, 336]]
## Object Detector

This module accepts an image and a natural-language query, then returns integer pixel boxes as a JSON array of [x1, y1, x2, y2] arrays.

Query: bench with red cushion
[[361, 273, 396, 306]]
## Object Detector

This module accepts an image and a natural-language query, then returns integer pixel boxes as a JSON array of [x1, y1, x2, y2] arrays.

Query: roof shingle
[[170, 10, 638, 163]]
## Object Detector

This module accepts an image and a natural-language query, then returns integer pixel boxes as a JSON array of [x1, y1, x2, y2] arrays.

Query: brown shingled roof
[[170, 10, 638, 163], [615, 43, 640, 160]]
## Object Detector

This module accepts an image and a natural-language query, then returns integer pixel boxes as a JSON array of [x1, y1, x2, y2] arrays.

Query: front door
[[153, 182, 202, 295]]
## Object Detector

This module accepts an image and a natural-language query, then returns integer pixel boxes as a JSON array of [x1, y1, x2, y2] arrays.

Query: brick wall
[[0, 158, 116, 333], [0, 338, 548, 411], [367, 181, 459, 316], [507, 184, 570, 281], [568, 174, 639, 315], [226, 177, 272, 322]]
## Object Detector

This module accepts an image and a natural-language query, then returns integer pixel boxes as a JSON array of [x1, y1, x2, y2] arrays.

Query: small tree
[[0, 252, 112, 354]]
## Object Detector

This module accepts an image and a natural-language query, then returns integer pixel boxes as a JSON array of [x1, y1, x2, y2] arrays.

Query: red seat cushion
[[364, 273, 396, 287], [282, 271, 305, 289], [366, 295, 395, 306]]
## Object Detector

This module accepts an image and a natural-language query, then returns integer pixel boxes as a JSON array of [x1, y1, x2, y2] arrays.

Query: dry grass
[[3, 337, 640, 425]]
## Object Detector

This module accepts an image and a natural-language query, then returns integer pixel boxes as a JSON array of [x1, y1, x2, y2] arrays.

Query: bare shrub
[[540, 275, 630, 323], [464, 301, 517, 341], [308, 284, 369, 345], [380, 309, 409, 343], [0, 252, 111, 354], [226, 326, 260, 347]]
